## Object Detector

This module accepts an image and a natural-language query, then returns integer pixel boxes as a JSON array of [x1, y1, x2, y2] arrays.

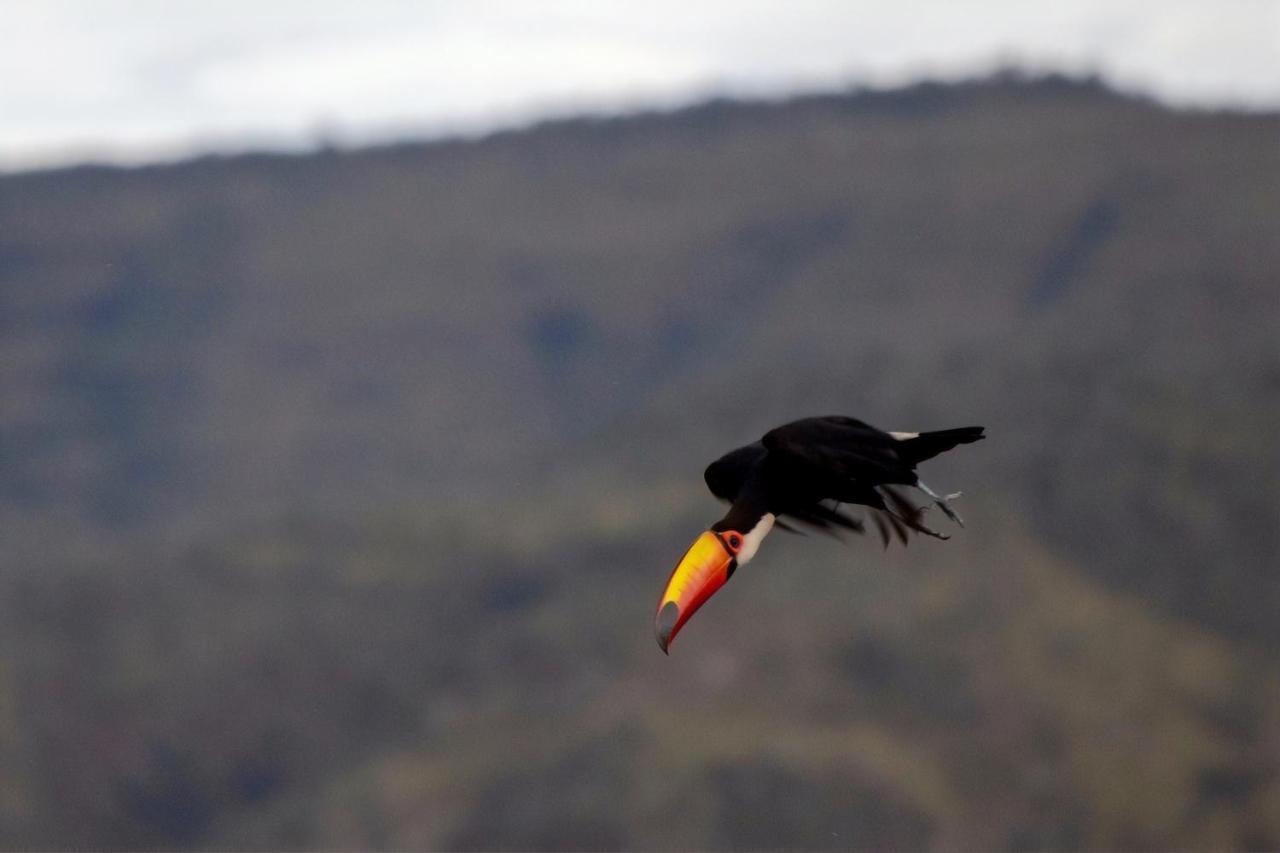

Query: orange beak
[[655, 531, 735, 654]]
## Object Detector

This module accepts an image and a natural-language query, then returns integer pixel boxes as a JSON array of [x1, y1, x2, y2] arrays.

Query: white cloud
[[2, 0, 1277, 170]]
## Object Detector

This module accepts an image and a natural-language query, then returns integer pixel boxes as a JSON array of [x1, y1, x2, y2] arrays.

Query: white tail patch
[[889, 431, 919, 440], [736, 513, 775, 565]]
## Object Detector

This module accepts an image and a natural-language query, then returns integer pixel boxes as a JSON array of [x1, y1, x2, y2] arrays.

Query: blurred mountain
[[1, 74, 1278, 849]]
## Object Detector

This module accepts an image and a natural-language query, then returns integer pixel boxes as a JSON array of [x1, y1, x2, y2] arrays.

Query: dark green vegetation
[[2, 75, 1278, 849]]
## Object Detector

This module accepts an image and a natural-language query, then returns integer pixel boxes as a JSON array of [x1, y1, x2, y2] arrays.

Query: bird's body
[[655, 415, 985, 653]]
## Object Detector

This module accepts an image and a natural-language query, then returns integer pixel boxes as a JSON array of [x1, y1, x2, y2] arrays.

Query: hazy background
[[2, 2, 1279, 850]]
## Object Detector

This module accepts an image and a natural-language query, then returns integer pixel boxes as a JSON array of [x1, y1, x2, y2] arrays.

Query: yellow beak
[[655, 531, 735, 654]]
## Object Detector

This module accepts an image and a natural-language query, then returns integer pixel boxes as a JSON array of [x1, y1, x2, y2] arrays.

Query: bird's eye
[[726, 533, 742, 551]]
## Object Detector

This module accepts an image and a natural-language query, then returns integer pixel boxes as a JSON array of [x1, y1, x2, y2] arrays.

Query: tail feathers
[[899, 426, 984, 465]]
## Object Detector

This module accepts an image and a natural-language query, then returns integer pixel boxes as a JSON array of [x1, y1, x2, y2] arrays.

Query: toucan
[[655, 416, 985, 653]]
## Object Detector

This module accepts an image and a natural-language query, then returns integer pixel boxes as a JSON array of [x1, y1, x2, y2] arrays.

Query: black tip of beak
[[655, 601, 679, 655]]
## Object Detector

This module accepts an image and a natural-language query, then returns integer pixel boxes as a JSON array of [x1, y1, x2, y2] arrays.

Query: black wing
[[706, 440, 865, 535], [702, 417, 970, 545], [704, 440, 866, 537], [762, 415, 917, 488], [762, 416, 968, 545]]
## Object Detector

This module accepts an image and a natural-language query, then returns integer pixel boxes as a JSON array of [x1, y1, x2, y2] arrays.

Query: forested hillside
[[2, 75, 1278, 849]]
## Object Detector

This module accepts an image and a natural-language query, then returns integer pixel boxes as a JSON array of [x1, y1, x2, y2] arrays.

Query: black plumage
[[655, 415, 985, 653], [703, 416, 985, 546]]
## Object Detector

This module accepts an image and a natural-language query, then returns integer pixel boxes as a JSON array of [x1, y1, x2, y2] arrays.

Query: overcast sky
[[2, 0, 1278, 171]]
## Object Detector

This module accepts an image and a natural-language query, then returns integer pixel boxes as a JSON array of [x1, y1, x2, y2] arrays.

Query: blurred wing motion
[[656, 415, 985, 653]]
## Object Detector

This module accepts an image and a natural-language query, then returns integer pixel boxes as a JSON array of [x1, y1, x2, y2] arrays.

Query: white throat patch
[[735, 513, 775, 565]]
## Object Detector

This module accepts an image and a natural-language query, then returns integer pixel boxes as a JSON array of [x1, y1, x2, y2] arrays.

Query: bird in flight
[[655, 416, 984, 653]]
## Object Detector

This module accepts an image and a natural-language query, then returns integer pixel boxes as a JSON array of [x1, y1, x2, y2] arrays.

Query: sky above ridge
[[3, 0, 1278, 171]]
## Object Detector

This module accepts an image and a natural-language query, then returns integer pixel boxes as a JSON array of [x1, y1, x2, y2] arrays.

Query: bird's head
[[654, 512, 774, 654]]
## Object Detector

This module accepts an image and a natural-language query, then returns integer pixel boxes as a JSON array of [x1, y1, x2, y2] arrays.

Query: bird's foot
[[916, 480, 965, 527]]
